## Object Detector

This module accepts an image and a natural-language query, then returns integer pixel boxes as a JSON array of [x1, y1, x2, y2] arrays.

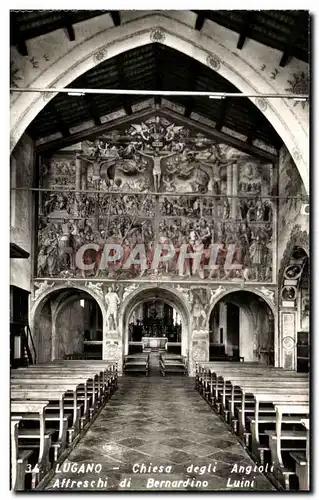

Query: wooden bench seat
[[11, 401, 50, 489]]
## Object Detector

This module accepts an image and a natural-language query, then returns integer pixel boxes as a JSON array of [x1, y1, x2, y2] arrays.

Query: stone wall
[[10, 132, 34, 292], [55, 301, 85, 359], [277, 145, 309, 268]]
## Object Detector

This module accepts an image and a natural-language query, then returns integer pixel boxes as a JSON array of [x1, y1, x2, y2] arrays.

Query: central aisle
[[46, 366, 274, 491]]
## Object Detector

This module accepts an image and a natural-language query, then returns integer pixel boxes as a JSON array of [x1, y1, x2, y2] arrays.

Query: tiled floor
[[45, 353, 275, 492]]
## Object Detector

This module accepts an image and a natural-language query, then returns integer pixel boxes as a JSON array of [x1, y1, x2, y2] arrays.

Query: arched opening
[[209, 290, 274, 365], [128, 299, 182, 354], [33, 287, 103, 362], [122, 286, 190, 366]]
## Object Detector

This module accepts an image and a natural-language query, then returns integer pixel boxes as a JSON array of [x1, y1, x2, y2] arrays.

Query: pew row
[[10, 361, 118, 491], [195, 362, 309, 491]]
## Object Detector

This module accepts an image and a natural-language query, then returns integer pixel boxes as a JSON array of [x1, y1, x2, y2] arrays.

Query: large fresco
[[36, 115, 276, 282]]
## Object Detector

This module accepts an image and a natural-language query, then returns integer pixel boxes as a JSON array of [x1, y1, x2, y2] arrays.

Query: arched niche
[[207, 288, 277, 365], [10, 13, 308, 193], [120, 284, 191, 361], [29, 283, 107, 362]]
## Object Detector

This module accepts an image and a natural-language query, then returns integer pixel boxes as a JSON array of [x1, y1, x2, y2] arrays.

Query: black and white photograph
[[9, 7, 310, 493]]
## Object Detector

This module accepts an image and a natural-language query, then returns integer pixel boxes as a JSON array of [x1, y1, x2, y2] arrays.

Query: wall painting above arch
[[36, 114, 277, 283]]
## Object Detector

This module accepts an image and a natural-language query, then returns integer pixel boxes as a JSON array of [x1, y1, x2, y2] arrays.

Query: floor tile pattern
[[45, 353, 275, 492]]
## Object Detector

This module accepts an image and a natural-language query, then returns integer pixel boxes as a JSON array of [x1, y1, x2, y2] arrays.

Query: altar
[[142, 337, 168, 350]]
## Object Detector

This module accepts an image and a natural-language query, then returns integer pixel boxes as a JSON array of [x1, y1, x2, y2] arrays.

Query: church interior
[[10, 9, 310, 492]]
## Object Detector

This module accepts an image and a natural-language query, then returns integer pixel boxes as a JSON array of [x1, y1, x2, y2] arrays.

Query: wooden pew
[[208, 367, 303, 411], [266, 402, 309, 490], [124, 353, 149, 375], [196, 362, 259, 392], [11, 400, 51, 489], [291, 419, 309, 490], [11, 415, 34, 491], [11, 385, 80, 455], [251, 392, 309, 465], [235, 378, 308, 439], [50, 361, 118, 393], [223, 376, 308, 428], [13, 369, 101, 415], [159, 354, 187, 376]]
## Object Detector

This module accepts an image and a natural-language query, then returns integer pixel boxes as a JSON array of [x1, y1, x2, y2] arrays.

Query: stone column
[[219, 301, 228, 351], [279, 310, 297, 370], [190, 329, 210, 376]]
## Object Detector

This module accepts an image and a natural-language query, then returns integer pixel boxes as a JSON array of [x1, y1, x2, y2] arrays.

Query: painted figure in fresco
[[77, 152, 116, 190], [139, 150, 176, 192], [191, 293, 207, 330], [249, 236, 264, 280], [105, 287, 120, 330]]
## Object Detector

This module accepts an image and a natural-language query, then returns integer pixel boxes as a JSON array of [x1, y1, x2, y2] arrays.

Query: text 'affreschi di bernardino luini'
[[51, 461, 274, 489]]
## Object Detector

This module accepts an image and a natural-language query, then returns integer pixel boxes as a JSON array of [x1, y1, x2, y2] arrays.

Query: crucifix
[[139, 149, 177, 192]]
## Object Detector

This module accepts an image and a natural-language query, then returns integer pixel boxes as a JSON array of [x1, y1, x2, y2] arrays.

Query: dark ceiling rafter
[[215, 97, 229, 131], [237, 12, 255, 50], [81, 76, 101, 126], [63, 12, 75, 41], [10, 12, 28, 56], [34, 106, 277, 163], [110, 11, 121, 27], [279, 15, 306, 67], [195, 13, 206, 31], [115, 54, 132, 115], [154, 44, 163, 106], [27, 44, 283, 150], [49, 102, 70, 138], [245, 112, 265, 145], [184, 59, 200, 118]]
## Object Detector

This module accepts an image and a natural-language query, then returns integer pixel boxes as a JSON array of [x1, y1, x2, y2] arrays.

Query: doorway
[[209, 290, 274, 364]]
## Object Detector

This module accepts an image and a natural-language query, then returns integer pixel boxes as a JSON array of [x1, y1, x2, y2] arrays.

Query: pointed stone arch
[[10, 13, 308, 193]]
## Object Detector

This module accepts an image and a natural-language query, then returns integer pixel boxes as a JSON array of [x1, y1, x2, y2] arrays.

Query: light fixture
[[67, 91, 85, 96], [209, 95, 226, 99], [293, 97, 308, 102]]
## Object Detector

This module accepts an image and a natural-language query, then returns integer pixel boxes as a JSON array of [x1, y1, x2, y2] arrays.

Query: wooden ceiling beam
[[110, 11, 121, 27], [49, 103, 70, 138], [184, 59, 200, 118], [245, 112, 265, 145], [195, 13, 205, 31], [64, 16, 75, 42], [35, 107, 277, 163], [115, 54, 132, 115], [237, 12, 255, 50], [79, 76, 102, 126], [10, 13, 28, 56], [215, 97, 229, 131], [154, 45, 163, 106], [279, 16, 304, 67]]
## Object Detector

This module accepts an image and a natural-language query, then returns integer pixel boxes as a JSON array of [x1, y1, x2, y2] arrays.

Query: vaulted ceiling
[[10, 10, 310, 153]]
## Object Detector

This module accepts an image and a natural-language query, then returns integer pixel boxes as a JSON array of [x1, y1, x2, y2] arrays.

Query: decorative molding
[[85, 281, 104, 298], [150, 28, 166, 43], [93, 46, 108, 64], [285, 72, 309, 109], [122, 283, 140, 300], [282, 335, 295, 352], [209, 286, 226, 303], [278, 224, 309, 286], [257, 286, 275, 304], [255, 97, 268, 112], [206, 53, 221, 72], [10, 62, 22, 89], [33, 280, 55, 300], [292, 147, 302, 164]]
